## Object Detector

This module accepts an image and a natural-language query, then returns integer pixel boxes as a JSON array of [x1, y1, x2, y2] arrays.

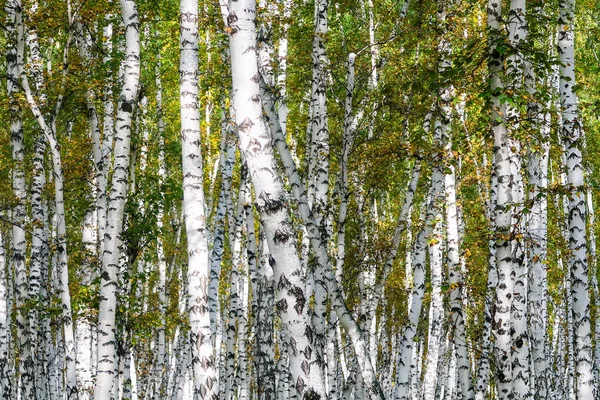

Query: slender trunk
[[150, 44, 168, 400], [208, 107, 236, 348], [558, 0, 594, 396], [75, 23, 101, 400], [260, 41, 384, 400], [475, 170, 497, 400], [487, 0, 514, 396], [506, 2, 531, 397], [0, 231, 11, 399], [18, 0, 80, 396], [525, 59, 550, 399], [99, 18, 114, 259], [394, 201, 433, 400], [94, 1, 140, 398], [224, 179, 246, 399], [226, 0, 327, 395], [180, 0, 218, 397], [6, 1, 35, 397], [255, 234, 275, 400], [31, 134, 50, 400], [422, 203, 444, 400]]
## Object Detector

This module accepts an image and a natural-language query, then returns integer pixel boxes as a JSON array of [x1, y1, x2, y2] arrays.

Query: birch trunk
[[0, 231, 11, 399], [31, 134, 50, 400], [307, 0, 330, 376], [208, 108, 236, 347], [75, 23, 102, 400], [525, 60, 550, 399], [99, 18, 114, 258], [226, 0, 327, 395], [17, 1, 80, 396], [148, 46, 168, 400], [422, 198, 444, 400], [94, 1, 140, 398], [180, 0, 218, 397], [260, 42, 384, 400], [475, 169, 497, 400], [436, 5, 473, 397], [506, 2, 531, 397], [394, 202, 432, 400], [255, 235, 275, 400], [6, 1, 35, 397], [558, 0, 594, 396], [487, 0, 514, 396]]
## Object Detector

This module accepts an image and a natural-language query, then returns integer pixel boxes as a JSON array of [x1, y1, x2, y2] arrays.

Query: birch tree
[[180, 0, 218, 397], [226, 0, 327, 395], [94, 0, 140, 398], [558, 0, 594, 396]]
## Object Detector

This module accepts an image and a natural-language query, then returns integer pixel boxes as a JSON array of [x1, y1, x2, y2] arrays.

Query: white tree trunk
[[394, 201, 432, 400], [180, 1, 218, 398], [255, 234, 275, 399], [260, 40, 384, 400], [0, 231, 11, 399], [421, 208, 444, 400], [505, 2, 531, 397], [487, 0, 514, 397], [6, 2, 34, 397], [226, 0, 327, 395], [525, 59, 550, 399], [208, 108, 236, 348], [95, 1, 140, 398], [558, 0, 594, 397], [16, 1, 80, 396]]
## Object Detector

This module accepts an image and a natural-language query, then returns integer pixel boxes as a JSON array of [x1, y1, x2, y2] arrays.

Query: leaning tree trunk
[[259, 35, 384, 400], [16, 0, 80, 396], [94, 0, 140, 398], [226, 0, 327, 396], [558, 0, 594, 397]]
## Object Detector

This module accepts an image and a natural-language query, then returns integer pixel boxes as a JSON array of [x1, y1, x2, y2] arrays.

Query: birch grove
[[1, 0, 600, 399]]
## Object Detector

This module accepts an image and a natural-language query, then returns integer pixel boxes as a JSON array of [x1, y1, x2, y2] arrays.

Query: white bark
[[151, 47, 168, 400], [475, 170, 497, 400], [0, 231, 11, 399], [99, 18, 114, 259], [260, 44, 384, 400], [74, 23, 102, 400], [224, 178, 245, 400], [394, 201, 432, 400], [558, 0, 594, 396], [525, 59, 550, 399], [422, 205, 444, 400], [6, 1, 34, 397], [226, 0, 327, 395], [445, 132, 473, 400], [307, 0, 330, 376], [208, 108, 236, 348], [488, 0, 514, 396], [506, 2, 531, 397], [180, 0, 218, 397], [255, 234, 275, 399], [16, 1, 80, 396], [94, 1, 140, 398], [31, 134, 50, 400]]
